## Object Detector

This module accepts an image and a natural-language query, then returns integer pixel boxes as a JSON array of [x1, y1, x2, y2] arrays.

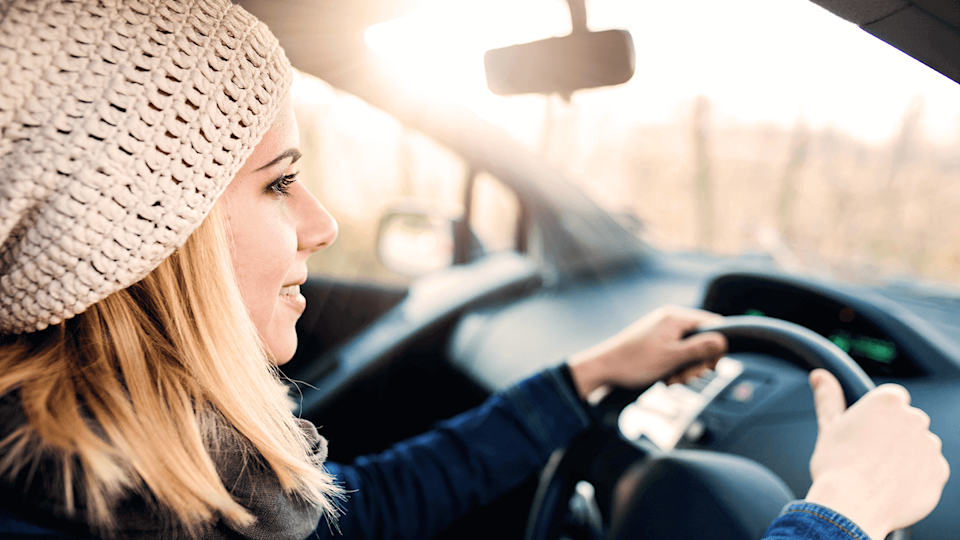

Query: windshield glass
[[364, 0, 960, 290]]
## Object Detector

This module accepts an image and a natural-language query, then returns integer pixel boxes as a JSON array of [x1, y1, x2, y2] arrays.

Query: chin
[[272, 351, 295, 365], [267, 338, 298, 365]]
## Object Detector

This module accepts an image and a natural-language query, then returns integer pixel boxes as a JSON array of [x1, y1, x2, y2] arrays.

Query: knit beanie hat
[[0, 0, 293, 334]]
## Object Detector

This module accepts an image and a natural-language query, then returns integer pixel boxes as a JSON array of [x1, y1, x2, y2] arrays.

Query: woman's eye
[[266, 171, 299, 197]]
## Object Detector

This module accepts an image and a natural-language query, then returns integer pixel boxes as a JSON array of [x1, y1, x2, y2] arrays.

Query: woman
[[0, 1, 948, 539]]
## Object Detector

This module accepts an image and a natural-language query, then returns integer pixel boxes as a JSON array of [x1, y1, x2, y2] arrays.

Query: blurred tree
[[777, 113, 810, 242], [887, 94, 925, 190], [692, 95, 715, 250]]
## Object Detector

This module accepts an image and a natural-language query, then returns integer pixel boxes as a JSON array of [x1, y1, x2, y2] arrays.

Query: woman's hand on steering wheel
[[805, 369, 950, 540], [566, 305, 728, 400]]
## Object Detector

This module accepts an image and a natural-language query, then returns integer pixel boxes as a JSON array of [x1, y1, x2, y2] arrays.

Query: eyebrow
[[254, 148, 302, 172]]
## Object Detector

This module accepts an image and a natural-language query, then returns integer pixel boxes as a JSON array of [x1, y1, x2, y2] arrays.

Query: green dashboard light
[[854, 338, 896, 364], [829, 334, 851, 353], [829, 332, 896, 364], [744, 309, 766, 317]]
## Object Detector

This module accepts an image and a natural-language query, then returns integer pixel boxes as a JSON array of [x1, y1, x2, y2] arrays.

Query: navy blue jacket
[[317, 367, 870, 540]]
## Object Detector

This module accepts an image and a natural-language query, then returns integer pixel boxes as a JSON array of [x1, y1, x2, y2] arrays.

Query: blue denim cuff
[[764, 501, 872, 540], [500, 365, 593, 455]]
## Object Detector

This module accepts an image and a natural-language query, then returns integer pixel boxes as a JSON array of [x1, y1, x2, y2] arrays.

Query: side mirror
[[377, 210, 456, 277], [483, 29, 635, 96]]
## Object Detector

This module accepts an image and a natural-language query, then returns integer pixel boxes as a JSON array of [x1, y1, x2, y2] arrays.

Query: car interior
[[226, 0, 960, 539], [1, 0, 953, 539]]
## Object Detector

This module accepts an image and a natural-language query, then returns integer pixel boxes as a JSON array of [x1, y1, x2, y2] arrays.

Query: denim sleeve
[[316, 366, 592, 540], [761, 501, 872, 540]]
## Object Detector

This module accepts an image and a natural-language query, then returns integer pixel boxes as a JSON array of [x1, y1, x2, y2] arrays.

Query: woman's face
[[221, 95, 337, 364]]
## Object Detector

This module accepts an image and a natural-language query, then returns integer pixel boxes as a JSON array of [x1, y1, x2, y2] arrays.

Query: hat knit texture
[[0, 0, 293, 334]]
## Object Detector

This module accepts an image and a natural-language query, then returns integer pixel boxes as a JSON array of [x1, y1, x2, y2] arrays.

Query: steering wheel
[[525, 316, 907, 540]]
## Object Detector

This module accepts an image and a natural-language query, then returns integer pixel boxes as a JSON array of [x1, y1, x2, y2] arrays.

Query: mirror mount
[[565, 0, 587, 34], [560, 0, 587, 101]]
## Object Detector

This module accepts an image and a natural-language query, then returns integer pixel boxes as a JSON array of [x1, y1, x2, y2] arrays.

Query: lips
[[279, 283, 306, 315]]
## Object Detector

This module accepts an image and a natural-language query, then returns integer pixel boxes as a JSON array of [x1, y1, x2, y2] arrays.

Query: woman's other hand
[[805, 369, 950, 540], [566, 305, 727, 400]]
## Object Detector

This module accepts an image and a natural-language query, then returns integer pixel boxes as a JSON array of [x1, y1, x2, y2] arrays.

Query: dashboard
[[322, 255, 960, 539], [608, 270, 960, 539], [701, 272, 928, 378]]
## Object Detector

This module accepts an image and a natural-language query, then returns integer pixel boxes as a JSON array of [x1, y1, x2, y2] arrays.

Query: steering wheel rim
[[526, 315, 908, 540], [694, 316, 875, 405]]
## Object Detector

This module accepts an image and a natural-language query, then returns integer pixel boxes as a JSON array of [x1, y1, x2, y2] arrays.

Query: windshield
[[363, 0, 960, 290]]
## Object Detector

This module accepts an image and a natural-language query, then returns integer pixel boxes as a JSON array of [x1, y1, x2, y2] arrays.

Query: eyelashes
[[266, 171, 299, 197]]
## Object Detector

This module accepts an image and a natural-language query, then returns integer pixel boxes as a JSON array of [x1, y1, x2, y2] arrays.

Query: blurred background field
[[294, 72, 960, 289], [549, 94, 960, 285]]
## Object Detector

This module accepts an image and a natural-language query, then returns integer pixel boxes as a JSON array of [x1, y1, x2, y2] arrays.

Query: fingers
[[872, 382, 912, 407], [660, 305, 725, 331], [667, 363, 708, 385], [663, 331, 725, 385], [660, 306, 726, 361], [665, 344, 725, 385], [574, 306, 727, 391], [675, 331, 726, 361], [811, 369, 847, 429]]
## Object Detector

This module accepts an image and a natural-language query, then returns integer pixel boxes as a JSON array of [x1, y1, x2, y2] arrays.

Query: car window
[[292, 70, 468, 285], [364, 0, 960, 290], [470, 171, 521, 255]]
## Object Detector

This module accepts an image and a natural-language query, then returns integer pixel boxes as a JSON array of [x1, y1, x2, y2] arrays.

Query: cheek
[[227, 208, 298, 325]]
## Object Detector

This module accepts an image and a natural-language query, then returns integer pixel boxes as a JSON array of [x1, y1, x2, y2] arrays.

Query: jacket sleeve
[[316, 366, 593, 540], [761, 502, 872, 540], [313, 372, 874, 540]]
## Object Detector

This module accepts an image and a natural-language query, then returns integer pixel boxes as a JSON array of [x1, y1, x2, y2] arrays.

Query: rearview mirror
[[483, 29, 635, 96]]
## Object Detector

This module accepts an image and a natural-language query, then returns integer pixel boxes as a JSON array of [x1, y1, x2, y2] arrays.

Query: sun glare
[[364, 0, 960, 146], [364, 0, 569, 100]]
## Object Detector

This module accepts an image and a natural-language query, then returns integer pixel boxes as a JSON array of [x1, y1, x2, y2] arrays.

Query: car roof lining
[[914, 0, 960, 27], [810, 0, 960, 85], [808, 0, 910, 25], [810, 0, 959, 27]]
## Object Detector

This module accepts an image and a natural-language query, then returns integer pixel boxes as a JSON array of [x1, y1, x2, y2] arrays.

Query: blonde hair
[[0, 203, 341, 536]]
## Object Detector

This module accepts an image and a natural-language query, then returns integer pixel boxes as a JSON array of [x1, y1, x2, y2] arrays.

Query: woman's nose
[[293, 182, 338, 253]]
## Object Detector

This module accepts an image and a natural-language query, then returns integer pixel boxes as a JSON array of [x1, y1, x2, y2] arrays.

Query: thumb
[[811, 369, 846, 430]]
